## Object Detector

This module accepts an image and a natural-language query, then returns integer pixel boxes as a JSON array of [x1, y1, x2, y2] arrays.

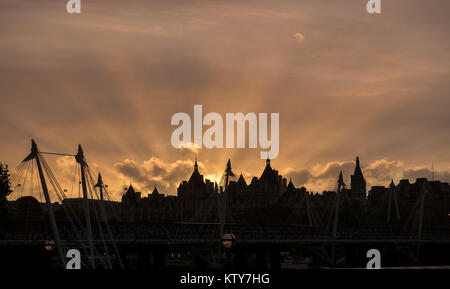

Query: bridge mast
[[219, 159, 235, 240], [23, 139, 66, 266], [417, 183, 427, 240], [94, 172, 104, 201], [331, 171, 345, 265], [75, 144, 96, 269]]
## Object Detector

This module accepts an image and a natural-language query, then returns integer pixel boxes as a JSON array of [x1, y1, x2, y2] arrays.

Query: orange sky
[[1, 0, 450, 201]]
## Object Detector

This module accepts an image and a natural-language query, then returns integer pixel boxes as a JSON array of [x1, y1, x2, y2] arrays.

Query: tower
[[350, 156, 366, 199]]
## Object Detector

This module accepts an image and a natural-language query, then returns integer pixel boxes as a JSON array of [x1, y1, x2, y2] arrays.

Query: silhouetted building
[[121, 184, 141, 204], [177, 158, 217, 221], [8, 156, 450, 228], [350, 156, 366, 199]]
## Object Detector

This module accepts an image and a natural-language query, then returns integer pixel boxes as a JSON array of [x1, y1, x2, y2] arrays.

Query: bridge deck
[[3, 222, 450, 246]]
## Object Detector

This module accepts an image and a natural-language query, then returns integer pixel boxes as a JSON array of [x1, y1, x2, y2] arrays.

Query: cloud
[[293, 32, 305, 42], [12, 154, 450, 202], [53, 156, 102, 198], [284, 160, 355, 192], [114, 157, 202, 196], [363, 159, 405, 182], [70, 22, 172, 37], [49, 156, 450, 198], [402, 167, 450, 182], [283, 158, 450, 193], [284, 168, 311, 185], [177, 142, 201, 155], [55, 156, 77, 181], [2, 0, 450, 202]]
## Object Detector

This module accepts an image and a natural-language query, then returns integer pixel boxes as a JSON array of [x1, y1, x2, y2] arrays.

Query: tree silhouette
[[0, 162, 12, 229]]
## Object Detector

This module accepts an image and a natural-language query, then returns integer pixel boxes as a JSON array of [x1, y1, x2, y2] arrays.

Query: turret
[[351, 156, 366, 199]]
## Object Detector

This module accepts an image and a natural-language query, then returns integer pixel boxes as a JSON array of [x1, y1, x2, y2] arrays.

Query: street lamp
[[44, 240, 55, 251], [221, 233, 236, 249], [221, 233, 236, 269]]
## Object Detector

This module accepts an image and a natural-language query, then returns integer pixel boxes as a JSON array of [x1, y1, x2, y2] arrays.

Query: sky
[[1, 0, 450, 201]]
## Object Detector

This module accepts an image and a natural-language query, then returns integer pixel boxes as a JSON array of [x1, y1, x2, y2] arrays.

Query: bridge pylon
[[22, 139, 66, 267], [75, 144, 96, 269]]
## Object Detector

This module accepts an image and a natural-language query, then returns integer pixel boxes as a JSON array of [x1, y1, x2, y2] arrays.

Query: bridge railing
[[3, 223, 450, 244]]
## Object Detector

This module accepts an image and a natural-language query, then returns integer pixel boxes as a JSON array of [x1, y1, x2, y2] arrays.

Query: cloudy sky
[[1, 0, 450, 201]]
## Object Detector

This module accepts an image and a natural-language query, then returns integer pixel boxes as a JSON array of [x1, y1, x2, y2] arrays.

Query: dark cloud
[[402, 168, 450, 183], [114, 157, 197, 195], [114, 159, 147, 184], [284, 159, 450, 193], [284, 161, 354, 192], [284, 168, 311, 185]]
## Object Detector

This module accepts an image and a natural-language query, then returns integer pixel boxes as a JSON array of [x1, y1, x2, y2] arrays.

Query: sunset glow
[[1, 0, 450, 200]]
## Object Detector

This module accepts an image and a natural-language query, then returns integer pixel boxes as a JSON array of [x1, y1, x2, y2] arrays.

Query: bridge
[[2, 221, 450, 269], [2, 140, 450, 269], [4, 222, 450, 245]]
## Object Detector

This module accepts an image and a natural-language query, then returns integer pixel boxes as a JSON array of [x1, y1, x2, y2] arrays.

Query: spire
[[390, 179, 395, 188], [351, 156, 366, 199], [152, 184, 159, 195], [287, 178, 295, 191], [225, 159, 234, 177], [260, 157, 277, 183], [188, 157, 205, 186], [353, 156, 364, 179], [122, 182, 139, 203], [238, 173, 247, 187], [125, 183, 135, 195]]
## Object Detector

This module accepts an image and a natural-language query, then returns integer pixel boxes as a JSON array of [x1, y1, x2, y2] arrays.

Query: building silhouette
[[350, 156, 366, 199], [6, 156, 450, 228]]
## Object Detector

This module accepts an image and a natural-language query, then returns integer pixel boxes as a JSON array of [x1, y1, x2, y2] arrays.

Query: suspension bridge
[[1, 140, 450, 269]]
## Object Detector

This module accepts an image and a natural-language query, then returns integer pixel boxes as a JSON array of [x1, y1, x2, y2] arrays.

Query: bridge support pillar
[[256, 248, 267, 271], [138, 246, 150, 269], [193, 250, 207, 270], [153, 247, 166, 270], [270, 246, 281, 271], [384, 244, 398, 267], [235, 247, 246, 270]]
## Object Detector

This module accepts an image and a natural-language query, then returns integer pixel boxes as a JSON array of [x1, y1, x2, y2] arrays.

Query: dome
[[16, 196, 41, 212]]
